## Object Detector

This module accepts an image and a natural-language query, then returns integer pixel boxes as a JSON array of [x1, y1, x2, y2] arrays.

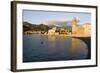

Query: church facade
[[71, 18, 91, 36]]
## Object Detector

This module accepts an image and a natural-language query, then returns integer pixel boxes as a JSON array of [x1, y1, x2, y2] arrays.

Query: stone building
[[71, 17, 78, 34], [81, 23, 91, 36], [71, 18, 91, 36]]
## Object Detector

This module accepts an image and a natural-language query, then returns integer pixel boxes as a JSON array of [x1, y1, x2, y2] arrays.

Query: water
[[23, 34, 89, 62]]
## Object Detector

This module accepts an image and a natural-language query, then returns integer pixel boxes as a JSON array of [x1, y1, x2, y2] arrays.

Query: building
[[72, 17, 78, 34], [81, 23, 91, 36], [59, 28, 67, 34], [71, 18, 91, 36], [48, 27, 59, 35]]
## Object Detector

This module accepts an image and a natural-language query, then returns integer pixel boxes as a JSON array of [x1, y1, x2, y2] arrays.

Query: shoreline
[[24, 33, 90, 38], [73, 37, 91, 59]]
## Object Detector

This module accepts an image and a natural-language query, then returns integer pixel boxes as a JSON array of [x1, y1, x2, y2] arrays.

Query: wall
[[0, 0, 99, 73]]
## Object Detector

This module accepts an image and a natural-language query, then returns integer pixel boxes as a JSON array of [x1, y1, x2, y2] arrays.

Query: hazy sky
[[23, 10, 91, 25]]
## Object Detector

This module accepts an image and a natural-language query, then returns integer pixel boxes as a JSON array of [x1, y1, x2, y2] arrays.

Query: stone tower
[[71, 17, 78, 34]]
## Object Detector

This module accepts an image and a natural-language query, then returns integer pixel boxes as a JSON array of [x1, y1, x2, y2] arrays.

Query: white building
[[48, 27, 59, 35]]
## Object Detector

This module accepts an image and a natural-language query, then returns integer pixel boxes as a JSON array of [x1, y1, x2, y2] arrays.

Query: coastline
[[73, 37, 91, 59]]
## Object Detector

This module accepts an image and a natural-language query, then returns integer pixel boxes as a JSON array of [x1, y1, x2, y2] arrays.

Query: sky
[[23, 10, 91, 25]]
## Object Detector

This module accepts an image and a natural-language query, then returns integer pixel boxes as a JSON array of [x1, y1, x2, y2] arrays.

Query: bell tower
[[72, 17, 78, 34]]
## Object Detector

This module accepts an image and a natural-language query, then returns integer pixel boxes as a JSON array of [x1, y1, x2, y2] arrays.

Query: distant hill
[[45, 21, 72, 27], [23, 22, 50, 32]]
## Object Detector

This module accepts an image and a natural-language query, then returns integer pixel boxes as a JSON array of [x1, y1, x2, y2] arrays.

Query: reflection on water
[[23, 34, 89, 62], [71, 38, 88, 59]]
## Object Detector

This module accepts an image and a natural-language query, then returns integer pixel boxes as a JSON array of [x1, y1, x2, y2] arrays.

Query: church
[[71, 17, 91, 36]]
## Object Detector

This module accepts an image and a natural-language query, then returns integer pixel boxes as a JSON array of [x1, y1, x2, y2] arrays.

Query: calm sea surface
[[23, 34, 89, 62]]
